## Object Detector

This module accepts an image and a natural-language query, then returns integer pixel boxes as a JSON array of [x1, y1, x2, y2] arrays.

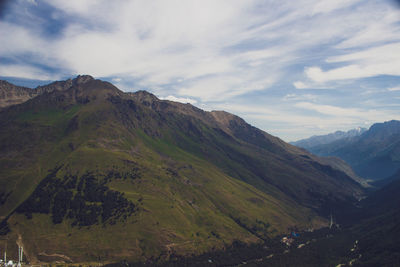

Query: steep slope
[[0, 76, 364, 264], [305, 121, 400, 180], [317, 156, 369, 187], [291, 127, 366, 150]]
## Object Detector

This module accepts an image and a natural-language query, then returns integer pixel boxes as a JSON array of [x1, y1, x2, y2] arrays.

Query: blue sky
[[1, 0, 400, 141]]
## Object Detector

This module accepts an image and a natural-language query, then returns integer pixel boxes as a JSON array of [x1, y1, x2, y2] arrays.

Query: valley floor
[[101, 227, 355, 267]]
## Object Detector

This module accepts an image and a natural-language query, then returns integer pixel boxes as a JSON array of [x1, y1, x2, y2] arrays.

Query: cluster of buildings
[[281, 236, 295, 247], [0, 245, 23, 267], [281, 230, 301, 247]]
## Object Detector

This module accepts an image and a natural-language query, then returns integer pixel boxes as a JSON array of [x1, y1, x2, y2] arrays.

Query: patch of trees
[[17, 166, 62, 216], [230, 216, 272, 240], [104, 167, 141, 183], [0, 219, 10, 235], [16, 167, 137, 226], [0, 191, 12, 205]]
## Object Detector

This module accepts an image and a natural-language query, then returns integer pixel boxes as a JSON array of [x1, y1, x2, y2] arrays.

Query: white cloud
[[178, 75, 275, 101], [27, 0, 37, 6], [311, 0, 361, 15], [0, 22, 47, 55], [388, 86, 400, 91], [3, 0, 391, 96], [294, 102, 400, 122], [283, 93, 317, 101], [304, 43, 400, 83], [326, 43, 400, 64], [159, 95, 197, 104], [3, 0, 399, 99], [295, 102, 361, 117], [336, 10, 400, 49], [293, 81, 308, 89], [0, 64, 59, 81]]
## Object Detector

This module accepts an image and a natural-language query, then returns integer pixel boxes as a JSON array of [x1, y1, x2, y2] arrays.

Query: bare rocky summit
[[0, 75, 95, 109]]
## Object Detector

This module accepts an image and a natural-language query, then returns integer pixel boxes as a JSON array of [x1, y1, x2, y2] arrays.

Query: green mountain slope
[[0, 76, 364, 264]]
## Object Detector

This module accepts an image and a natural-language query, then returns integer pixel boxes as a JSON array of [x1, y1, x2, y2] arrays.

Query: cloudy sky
[[1, 0, 400, 141]]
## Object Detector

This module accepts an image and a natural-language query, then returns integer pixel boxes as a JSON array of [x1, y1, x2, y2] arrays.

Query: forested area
[[16, 166, 138, 226]]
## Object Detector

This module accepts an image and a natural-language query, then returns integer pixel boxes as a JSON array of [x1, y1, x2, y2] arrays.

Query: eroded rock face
[[0, 80, 36, 108], [0, 75, 95, 109]]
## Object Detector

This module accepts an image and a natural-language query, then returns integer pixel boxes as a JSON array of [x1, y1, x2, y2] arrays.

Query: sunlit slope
[[0, 76, 363, 263]]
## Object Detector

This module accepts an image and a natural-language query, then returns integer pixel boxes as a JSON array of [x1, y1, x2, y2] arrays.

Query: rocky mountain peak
[[72, 75, 94, 85], [130, 90, 159, 106], [35, 75, 95, 94], [363, 120, 400, 141], [0, 80, 16, 87], [0, 80, 34, 108]]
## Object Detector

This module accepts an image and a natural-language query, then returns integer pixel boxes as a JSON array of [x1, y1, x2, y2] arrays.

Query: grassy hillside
[[0, 76, 363, 264]]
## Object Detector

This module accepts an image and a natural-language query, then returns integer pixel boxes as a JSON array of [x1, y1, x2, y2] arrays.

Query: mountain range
[[0, 76, 365, 264], [291, 127, 367, 149], [293, 121, 400, 180]]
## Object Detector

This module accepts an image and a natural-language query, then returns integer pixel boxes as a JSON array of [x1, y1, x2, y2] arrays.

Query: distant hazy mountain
[[0, 76, 364, 264], [291, 127, 366, 150], [301, 121, 400, 180]]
